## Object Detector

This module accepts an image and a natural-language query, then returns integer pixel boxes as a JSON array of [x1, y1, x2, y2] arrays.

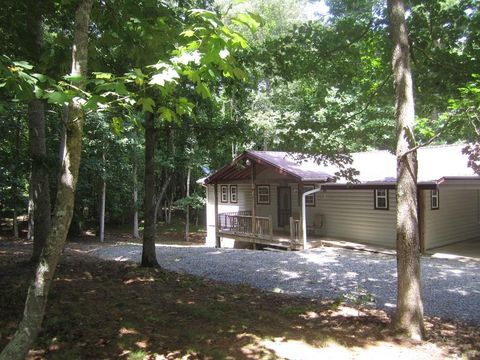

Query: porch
[[217, 211, 309, 250]]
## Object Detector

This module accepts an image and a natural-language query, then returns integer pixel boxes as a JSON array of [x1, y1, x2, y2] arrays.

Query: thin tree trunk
[[388, 0, 425, 340], [29, 99, 51, 262], [0, 1, 93, 358], [99, 148, 106, 242], [13, 208, 19, 238], [142, 112, 159, 267], [132, 149, 140, 238], [167, 192, 173, 224], [164, 200, 168, 223], [27, 183, 34, 240], [185, 166, 191, 241], [154, 173, 172, 224], [12, 117, 20, 239]]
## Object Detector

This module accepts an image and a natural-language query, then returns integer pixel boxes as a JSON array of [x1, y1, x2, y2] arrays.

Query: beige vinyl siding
[[256, 184, 279, 229], [313, 189, 397, 248], [424, 188, 480, 249]]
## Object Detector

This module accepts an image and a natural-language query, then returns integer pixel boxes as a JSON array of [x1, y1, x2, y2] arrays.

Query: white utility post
[[301, 186, 322, 249]]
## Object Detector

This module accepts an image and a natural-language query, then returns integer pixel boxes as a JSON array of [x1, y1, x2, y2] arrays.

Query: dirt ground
[[0, 236, 479, 359]]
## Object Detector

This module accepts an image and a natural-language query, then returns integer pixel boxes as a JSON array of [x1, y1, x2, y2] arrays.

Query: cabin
[[201, 144, 480, 252]]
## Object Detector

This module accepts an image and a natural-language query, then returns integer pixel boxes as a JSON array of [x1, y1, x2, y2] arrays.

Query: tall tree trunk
[[99, 148, 106, 242], [27, 183, 34, 240], [27, 0, 51, 262], [0, 1, 93, 358], [185, 166, 191, 241], [29, 99, 51, 262], [12, 117, 20, 239], [388, 0, 425, 340], [142, 112, 159, 267], [132, 149, 140, 238]]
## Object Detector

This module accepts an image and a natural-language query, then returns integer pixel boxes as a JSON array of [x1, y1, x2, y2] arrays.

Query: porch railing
[[218, 211, 273, 239]]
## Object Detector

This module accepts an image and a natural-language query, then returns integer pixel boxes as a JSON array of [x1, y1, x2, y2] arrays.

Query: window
[[220, 185, 228, 203], [257, 185, 270, 204], [230, 185, 238, 203], [303, 185, 316, 206], [374, 189, 389, 210], [431, 189, 439, 210]]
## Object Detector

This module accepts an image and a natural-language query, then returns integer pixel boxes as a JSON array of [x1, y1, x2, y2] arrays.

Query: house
[[201, 144, 480, 252]]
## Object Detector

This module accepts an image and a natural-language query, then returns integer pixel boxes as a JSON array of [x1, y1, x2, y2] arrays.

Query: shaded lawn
[[0, 239, 479, 359]]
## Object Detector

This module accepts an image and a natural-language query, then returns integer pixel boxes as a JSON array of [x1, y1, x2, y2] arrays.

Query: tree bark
[[99, 148, 106, 242], [388, 0, 425, 340], [185, 166, 191, 241], [0, 1, 93, 358], [27, 0, 51, 262], [153, 173, 172, 224], [29, 99, 51, 262], [132, 149, 140, 238], [142, 112, 159, 267], [12, 117, 21, 239]]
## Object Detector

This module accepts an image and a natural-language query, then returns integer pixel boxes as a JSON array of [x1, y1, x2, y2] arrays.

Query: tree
[[27, 1, 52, 262], [0, 0, 94, 357], [142, 112, 159, 266], [388, 0, 425, 340]]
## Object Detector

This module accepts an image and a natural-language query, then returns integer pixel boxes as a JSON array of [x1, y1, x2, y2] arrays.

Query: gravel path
[[89, 244, 480, 326]]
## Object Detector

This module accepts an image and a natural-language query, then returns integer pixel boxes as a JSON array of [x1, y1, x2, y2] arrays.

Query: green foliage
[[174, 193, 206, 210]]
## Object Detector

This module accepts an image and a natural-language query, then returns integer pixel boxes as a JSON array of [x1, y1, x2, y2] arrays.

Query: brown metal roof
[[203, 144, 478, 186], [204, 151, 334, 184]]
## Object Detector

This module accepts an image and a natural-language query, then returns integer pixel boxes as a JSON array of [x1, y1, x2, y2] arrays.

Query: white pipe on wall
[[302, 186, 323, 249]]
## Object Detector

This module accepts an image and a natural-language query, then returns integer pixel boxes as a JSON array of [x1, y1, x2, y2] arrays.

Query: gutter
[[301, 186, 323, 250]]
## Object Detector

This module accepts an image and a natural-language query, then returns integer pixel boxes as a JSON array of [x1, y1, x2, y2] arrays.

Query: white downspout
[[302, 186, 322, 250]]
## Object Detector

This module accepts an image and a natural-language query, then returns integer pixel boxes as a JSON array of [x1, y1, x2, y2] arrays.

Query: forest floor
[[0, 225, 479, 359]]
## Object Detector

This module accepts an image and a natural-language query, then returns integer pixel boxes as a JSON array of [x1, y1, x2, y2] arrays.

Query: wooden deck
[[218, 229, 303, 250], [217, 211, 303, 250]]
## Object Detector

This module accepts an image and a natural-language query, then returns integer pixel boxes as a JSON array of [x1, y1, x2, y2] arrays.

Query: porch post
[[251, 161, 256, 234], [214, 182, 220, 248]]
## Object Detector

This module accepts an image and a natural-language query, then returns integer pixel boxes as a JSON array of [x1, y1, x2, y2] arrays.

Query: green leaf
[[46, 91, 69, 105], [138, 97, 155, 113], [181, 29, 195, 37], [93, 72, 113, 80], [195, 82, 211, 99], [111, 117, 123, 135], [176, 97, 195, 115], [12, 60, 33, 70], [159, 106, 176, 122], [231, 13, 261, 32], [32, 73, 48, 83]]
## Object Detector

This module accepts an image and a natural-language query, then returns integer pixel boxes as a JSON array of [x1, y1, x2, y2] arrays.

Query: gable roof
[[203, 144, 477, 185], [204, 150, 334, 184]]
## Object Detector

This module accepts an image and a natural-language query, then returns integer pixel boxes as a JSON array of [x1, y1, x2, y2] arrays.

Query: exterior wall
[[205, 182, 251, 247], [423, 188, 480, 249], [312, 189, 397, 248], [206, 182, 399, 248]]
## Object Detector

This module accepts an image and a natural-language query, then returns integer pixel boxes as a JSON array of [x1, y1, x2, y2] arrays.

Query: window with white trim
[[431, 189, 439, 210], [230, 185, 238, 203], [220, 185, 228, 203], [303, 185, 316, 206], [374, 189, 389, 210], [257, 185, 270, 204]]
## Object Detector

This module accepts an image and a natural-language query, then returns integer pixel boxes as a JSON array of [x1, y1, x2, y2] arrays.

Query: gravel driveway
[[90, 244, 480, 326]]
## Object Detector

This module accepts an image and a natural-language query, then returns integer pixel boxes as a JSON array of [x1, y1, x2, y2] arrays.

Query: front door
[[277, 187, 291, 227]]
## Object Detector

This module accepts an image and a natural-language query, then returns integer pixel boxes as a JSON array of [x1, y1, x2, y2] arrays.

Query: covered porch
[[203, 151, 333, 251], [217, 211, 305, 250]]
